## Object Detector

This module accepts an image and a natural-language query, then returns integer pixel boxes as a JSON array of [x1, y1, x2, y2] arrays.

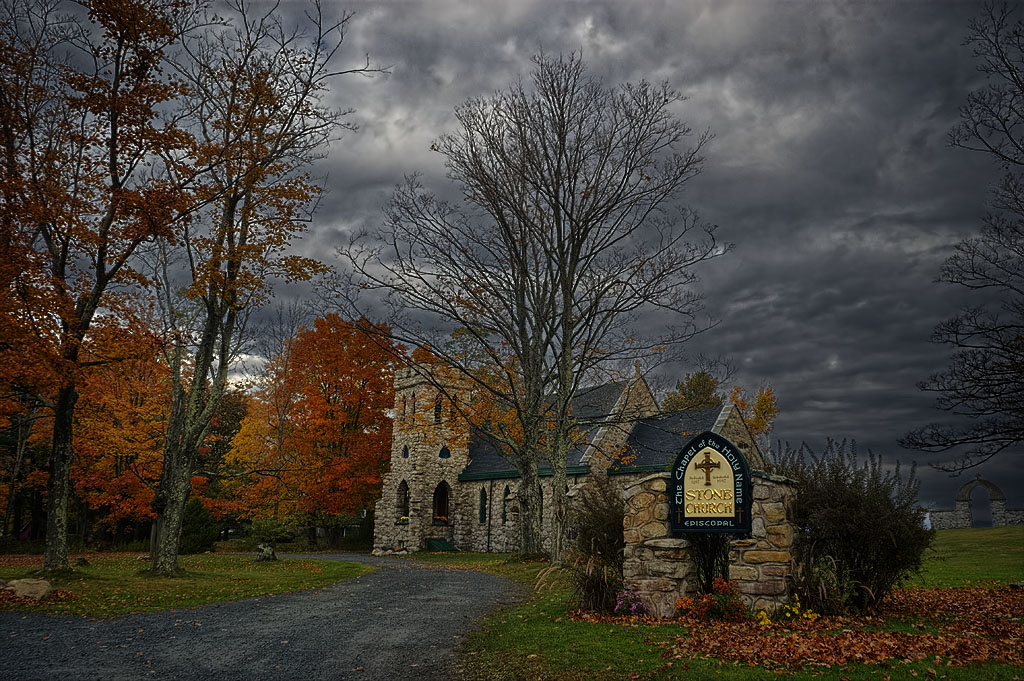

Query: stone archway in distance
[[955, 477, 1007, 528]]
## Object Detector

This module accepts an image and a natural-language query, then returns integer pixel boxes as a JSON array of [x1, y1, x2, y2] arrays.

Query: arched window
[[433, 482, 450, 524], [433, 397, 442, 424], [402, 445, 409, 459], [396, 480, 410, 521], [411, 392, 417, 415], [439, 445, 451, 459], [479, 487, 487, 524], [502, 486, 511, 524]]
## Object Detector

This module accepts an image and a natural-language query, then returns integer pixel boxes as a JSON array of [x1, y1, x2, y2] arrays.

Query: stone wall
[[930, 504, 970, 530], [933, 501, 1024, 529], [622, 471, 797, 616], [454, 479, 526, 553], [997, 506, 1024, 526], [454, 473, 596, 552]]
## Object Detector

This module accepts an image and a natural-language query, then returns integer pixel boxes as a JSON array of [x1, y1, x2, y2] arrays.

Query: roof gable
[[460, 382, 628, 479], [608, 406, 724, 474]]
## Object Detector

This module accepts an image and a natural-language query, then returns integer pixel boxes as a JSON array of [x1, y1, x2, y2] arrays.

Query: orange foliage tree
[[728, 383, 779, 453], [2, 1, 376, 568], [72, 328, 169, 537], [225, 354, 303, 520], [228, 316, 394, 525], [0, 0, 203, 570]]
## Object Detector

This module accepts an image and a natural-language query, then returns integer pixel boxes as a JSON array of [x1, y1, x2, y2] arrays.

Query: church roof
[[608, 406, 724, 474], [459, 382, 628, 479]]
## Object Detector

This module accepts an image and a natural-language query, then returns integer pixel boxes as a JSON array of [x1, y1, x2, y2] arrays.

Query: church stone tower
[[373, 365, 469, 553]]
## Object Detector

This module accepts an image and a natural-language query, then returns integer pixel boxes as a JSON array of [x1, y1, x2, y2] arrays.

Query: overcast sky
[[274, 0, 1019, 510]]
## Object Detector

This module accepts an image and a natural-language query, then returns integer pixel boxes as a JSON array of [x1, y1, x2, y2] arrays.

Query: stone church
[[372, 365, 763, 554]]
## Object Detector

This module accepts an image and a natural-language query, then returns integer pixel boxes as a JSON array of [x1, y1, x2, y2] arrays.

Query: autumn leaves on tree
[[0, 0, 378, 572], [662, 371, 779, 452], [2, 0, 201, 571], [227, 316, 393, 525]]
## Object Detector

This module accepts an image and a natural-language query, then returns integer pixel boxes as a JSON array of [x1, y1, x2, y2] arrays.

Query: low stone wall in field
[[930, 478, 1024, 530]]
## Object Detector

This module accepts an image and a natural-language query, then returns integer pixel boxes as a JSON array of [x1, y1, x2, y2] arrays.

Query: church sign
[[669, 431, 752, 535]]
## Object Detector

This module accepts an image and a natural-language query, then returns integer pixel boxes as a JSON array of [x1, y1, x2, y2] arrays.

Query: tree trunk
[[549, 459, 569, 565], [517, 460, 544, 555], [43, 385, 78, 572], [150, 309, 228, 575], [150, 440, 193, 575]]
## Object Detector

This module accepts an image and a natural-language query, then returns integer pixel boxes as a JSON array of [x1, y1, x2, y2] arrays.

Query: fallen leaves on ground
[[0, 552, 136, 569], [572, 586, 1023, 670]]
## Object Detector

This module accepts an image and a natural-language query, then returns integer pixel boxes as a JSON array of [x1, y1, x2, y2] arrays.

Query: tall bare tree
[[901, 3, 1024, 471], [339, 53, 724, 558]]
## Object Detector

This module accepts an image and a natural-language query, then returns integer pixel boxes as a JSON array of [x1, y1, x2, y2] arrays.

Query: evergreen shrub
[[249, 517, 300, 547], [770, 439, 933, 613], [179, 498, 220, 554]]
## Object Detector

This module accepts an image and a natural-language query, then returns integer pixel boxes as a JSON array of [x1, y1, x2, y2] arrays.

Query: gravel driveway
[[0, 553, 519, 681]]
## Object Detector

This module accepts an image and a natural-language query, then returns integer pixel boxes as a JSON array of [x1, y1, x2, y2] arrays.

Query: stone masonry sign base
[[623, 471, 798, 617]]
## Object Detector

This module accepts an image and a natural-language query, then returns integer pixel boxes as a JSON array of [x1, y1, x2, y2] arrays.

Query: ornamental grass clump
[[684, 532, 730, 594], [564, 476, 625, 613], [564, 550, 621, 613]]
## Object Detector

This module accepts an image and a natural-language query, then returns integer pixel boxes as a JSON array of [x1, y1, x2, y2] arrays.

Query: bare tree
[[338, 53, 724, 559], [901, 3, 1024, 471]]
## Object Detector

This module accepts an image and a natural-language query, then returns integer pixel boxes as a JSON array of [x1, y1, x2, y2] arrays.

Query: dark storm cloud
[[273, 0, 1020, 507]]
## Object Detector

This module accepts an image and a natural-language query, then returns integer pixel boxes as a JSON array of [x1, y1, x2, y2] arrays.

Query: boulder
[[5, 579, 52, 599]]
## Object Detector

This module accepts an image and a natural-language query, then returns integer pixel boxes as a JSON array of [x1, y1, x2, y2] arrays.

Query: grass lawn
[[0, 552, 372, 618], [446, 526, 1024, 681], [912, 526, 1024, 588], [408, 550, 554, 586]]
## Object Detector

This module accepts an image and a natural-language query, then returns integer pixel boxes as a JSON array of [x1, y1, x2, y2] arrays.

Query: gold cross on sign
[[695, 451, 720, 486]]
